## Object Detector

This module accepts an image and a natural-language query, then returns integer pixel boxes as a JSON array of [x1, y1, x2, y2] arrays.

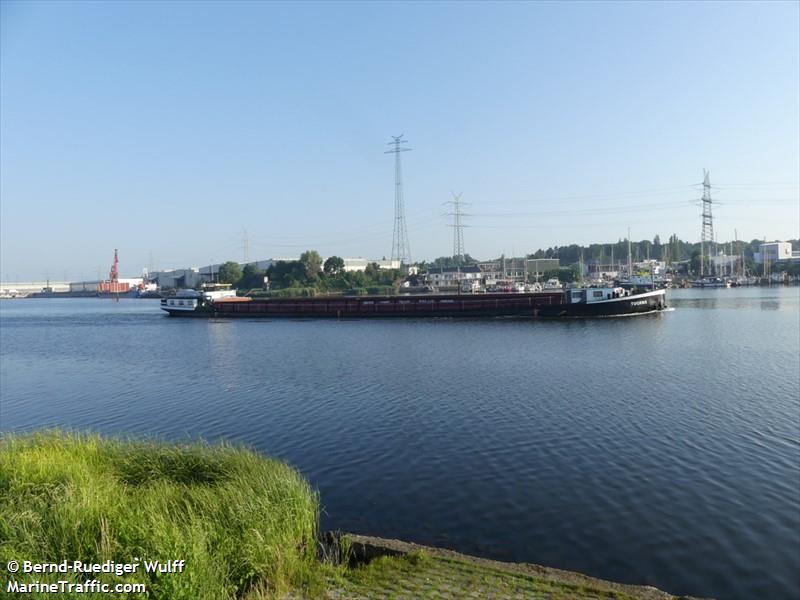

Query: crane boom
[[109, 249, 119, 282]]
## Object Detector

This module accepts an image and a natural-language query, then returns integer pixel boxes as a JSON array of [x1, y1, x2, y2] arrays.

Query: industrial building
[[342, 258, 401, 272], [423, 265, 482, 286], [754, 242, 800, 264], [0, 281, 70, 296], [478, 258, 560, 283]]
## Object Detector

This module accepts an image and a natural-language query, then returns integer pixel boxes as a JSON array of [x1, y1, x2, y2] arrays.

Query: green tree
[[364, 262, 380, 279], [267, 261, 306, 288], [217, 261, 242, 285], [689, 249, 701, 276], [431, 254, 477, 268], [299, 250, 323, 282], [323, 256, 345, 276], [237, 263, 266, 290]]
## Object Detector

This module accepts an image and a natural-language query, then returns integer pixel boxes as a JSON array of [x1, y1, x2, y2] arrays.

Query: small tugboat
[[161, 286, 667, 319]]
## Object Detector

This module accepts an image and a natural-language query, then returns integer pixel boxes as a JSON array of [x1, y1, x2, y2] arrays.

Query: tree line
[[527, 236, 799, 266], [215, 251, 401, 293]]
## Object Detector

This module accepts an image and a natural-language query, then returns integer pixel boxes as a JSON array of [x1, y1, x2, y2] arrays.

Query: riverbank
[[320, 534, 707, 600], [1, 431, 707, 599]]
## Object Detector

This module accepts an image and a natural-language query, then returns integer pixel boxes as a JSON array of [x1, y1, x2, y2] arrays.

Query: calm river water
[[1, 287, 798, 600]]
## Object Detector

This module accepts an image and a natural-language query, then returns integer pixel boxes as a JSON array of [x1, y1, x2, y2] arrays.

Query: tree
[[237, 263, 265, 290], [689, 249, 701, 276], [364, 262, 380, 279], [267, 260, 306, 288], [323, 256, 345, 276], [217, 261, 242, 285], [299, 250, 323, 281]]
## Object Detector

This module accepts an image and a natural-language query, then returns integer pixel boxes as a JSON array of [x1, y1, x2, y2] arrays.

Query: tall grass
[[0, 431, 320, 599]]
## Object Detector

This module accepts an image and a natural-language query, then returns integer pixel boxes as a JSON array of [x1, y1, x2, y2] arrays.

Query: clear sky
[[1, 0, 798, 280]]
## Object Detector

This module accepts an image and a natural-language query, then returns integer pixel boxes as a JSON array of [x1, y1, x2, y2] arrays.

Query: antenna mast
[[241, 228, 250, 264], [700, 170, 714, 277], [445, 192, 469, 263], [385, 135, 412, 265]]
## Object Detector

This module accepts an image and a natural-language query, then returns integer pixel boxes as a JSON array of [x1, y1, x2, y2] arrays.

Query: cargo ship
[[160, 286, 667, 319]]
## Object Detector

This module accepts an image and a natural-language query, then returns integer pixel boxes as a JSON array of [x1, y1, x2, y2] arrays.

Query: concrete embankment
[[319, 533, 711, 600]]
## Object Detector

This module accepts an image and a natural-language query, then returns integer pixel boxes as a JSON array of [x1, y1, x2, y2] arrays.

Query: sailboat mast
[[627, 228, 632, 280]]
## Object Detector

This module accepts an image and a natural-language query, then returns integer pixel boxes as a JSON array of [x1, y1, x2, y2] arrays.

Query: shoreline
[[329, 533, 710, 600]]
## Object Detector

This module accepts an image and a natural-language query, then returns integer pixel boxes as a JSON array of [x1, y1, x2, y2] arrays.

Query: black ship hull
[[161, 289, 667, 319], [537, 289, 667, 318]]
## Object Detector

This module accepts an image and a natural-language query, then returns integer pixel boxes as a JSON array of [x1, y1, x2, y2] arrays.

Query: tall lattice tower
[[445, 192, 469, 263], [700, 169, 714, 276], [385, 135, 412, 265]]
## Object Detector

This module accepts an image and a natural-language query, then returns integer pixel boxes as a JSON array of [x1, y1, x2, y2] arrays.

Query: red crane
[[109, 249, 119, 283]]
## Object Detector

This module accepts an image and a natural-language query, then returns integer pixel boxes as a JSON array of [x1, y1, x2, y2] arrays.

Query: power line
[[385, 135, 412, 265], [241, 228, 250, 264], [444, 191, 470, 261], [700, 170, 714, 277]]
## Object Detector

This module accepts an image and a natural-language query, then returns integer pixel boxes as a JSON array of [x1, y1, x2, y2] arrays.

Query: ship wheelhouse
[[567, 287, 629, 304]]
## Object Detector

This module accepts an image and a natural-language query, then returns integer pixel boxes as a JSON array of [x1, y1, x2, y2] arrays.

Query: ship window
[[592, 291, 603, 299]]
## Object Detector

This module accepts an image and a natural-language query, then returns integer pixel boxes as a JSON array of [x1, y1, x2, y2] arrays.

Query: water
[[1, 287, 798, 600]]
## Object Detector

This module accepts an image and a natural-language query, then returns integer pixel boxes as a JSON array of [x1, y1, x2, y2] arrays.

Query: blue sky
[[1, 1, 798, 279]]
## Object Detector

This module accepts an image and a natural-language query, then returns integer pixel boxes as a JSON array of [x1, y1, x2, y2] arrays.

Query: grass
[[332, 552, 650, 600], [0, 430, 320, 599]]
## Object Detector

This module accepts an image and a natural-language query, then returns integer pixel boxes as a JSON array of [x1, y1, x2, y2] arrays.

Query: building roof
[[426, 265, 482, 274]]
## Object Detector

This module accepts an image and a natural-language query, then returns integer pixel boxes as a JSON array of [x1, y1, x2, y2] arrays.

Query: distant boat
[[615, 275, 670, 290], [689, 277, 729, 288], [543, 278, 562, 289]]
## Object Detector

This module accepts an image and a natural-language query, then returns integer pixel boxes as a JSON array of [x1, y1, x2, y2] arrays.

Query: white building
[[754, 242, 799, 264], [342, 258, 401, 272], [424, 265, 482, 286]]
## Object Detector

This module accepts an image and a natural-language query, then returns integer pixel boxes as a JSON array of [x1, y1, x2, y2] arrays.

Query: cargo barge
[[160, 286, 667, 319]]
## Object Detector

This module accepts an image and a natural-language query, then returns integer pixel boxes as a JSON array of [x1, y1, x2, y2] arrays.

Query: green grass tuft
[[0, 430, 320, 599]]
